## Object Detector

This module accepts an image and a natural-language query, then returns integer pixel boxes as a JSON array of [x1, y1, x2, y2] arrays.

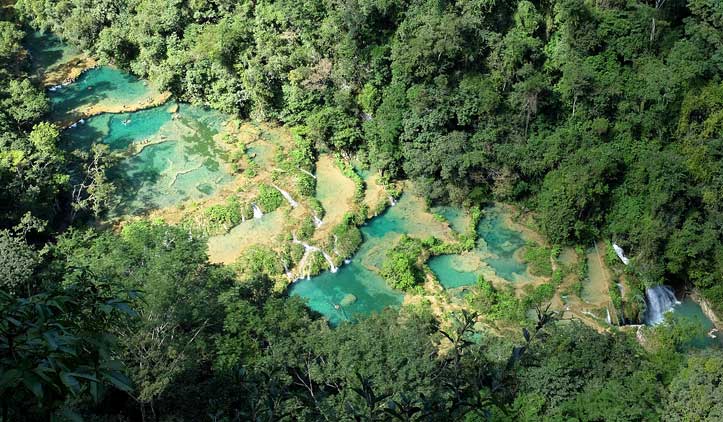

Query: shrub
[[256, 184, 283, 212], [380, 235, 426, 291], [524, 243, 553, 277]]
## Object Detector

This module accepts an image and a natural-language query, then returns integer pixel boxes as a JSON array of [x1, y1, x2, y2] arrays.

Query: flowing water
[[644, 285, 679, 325], [642, 287, 721, 348]]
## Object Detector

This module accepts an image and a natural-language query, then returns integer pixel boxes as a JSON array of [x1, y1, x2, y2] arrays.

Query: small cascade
[[644, 285, 680, 325], [280, 257, 294, 280], [320, 251, 339, 273], [606, 308, 612, 325], [388, 195, 397, 206], [273, 184, 299, 208], [292, 235, 338, 273], [252, 204, 263, 219], [612, 243, 630, 265], [298, 167, 317, 179], [313, 214, 323, 227], [48, 83, 67, 92]]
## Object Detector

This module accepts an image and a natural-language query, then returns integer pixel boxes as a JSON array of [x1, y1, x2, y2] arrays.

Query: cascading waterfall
[[644, 285, 680, 325], [612, 243, 630, 265], [280, 257, 294, 280], [606, 308, 612, 324], [298, 167, 317, 179], [313, 214, 323, 227], [252, 203, 263, 219], [320, 251, 338, 273], [388, 195, 397, 206], [273, 184, 299, 208], [292, 235, 338, 273]]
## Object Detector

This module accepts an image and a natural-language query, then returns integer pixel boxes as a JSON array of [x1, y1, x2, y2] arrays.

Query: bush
[[256, 184, 283, 212], [335, 156, 365, 203], [524, 283, 555, 309], [466, 276, 525, 322], [609, 284, 622, 309], [296, 173, 315, 197], [203, 196, 244, 233], [380, 235, 426, 291], [297, 216, 316, 240], [523, 243, 553, 277], [330, 223, 362, 259]]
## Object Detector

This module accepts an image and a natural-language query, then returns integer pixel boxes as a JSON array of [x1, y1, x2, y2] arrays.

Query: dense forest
[[2, 0, 723, 420]]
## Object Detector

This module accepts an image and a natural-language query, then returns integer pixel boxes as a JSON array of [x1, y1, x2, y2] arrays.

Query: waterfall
[[298, 167, 317, 179], [280, 257, 294, 280], [252, 204, 263, 219], [320, 251, 339, 273], [292, 235, 338, 273], [388, 195, 397, 206], [612, 243, 630, 265], [644, 285, 680, 325], [272, 184, 299, 208], [606, 308, 612, 324], [313, 214, 323, 227]]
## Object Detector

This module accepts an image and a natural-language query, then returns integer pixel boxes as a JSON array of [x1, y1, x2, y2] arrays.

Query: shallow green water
[[430, 206, 530, 288], [581, 246, 609, 304], [64, 102, 233, 215], [288, 257, 403, 325], [292, 201, 534, 322], [26, 31, 79, 73], [50, 67, 157, 119], [432, 206, 468, 233], [428, 255, 478, 288], [208, 210, 287, 264], [291, 193, 446, 323], [674, 298, 722, 348], [477, 207, 528, 281]]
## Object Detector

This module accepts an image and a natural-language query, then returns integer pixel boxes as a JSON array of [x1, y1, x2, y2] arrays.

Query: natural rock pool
[[428, 206, 532, 289], [36, 34, 537, 325], [49, 66, 166, 121], [35, 34, 235, 218], [62, 101, 234, 216], [289, 192, 451, 324], [290, 198, 535, 323]]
